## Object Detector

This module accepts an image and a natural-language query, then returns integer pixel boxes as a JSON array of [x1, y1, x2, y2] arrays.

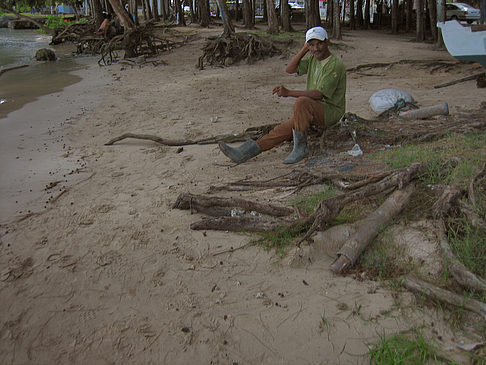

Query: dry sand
[[1, 24, 485, 364]]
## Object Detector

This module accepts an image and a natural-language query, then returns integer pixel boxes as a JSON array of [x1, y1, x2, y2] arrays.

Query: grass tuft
[[368, 330, 441, 364]]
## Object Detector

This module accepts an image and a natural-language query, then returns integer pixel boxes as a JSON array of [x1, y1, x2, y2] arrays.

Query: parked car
[[446, 2, 480, 24]]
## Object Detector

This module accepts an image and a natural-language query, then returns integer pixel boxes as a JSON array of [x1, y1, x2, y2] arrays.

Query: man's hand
[[272, 85, 289, 97]]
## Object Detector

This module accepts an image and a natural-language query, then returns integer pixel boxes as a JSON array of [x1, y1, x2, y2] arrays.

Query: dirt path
[[1, 24, 484, 364]]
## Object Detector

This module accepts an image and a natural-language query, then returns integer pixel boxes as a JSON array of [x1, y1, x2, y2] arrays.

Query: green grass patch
[[369, 131, 486, 188], [368, 330, 445, 364], [447, 218, 486, 280], [357, 230, 413, 280], [248, 29, 304, 43], [255, 223, 310, 255], [289, 185, 337, 213]]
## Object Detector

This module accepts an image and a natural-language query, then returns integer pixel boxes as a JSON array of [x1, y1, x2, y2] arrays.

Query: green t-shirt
[[297, 53, 346, 126]]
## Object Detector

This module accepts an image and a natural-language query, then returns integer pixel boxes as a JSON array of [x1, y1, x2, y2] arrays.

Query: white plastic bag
[[369, 89, 414, 115]]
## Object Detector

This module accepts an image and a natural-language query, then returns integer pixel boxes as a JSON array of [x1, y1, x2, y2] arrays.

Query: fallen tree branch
[[105, 124, 276, 146], [330, 183, 415, 274], [0, 64, 28, 76], [438, 220, 486, 293], [434, 73, 485, 89], [403, 274, 486, 320], [173, 193, 294, 217]]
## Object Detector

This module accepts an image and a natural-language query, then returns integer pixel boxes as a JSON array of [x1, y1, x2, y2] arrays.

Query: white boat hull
[[437, 20, 486, 69]]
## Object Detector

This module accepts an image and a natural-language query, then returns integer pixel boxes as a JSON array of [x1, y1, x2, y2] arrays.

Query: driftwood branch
[[0, 64, 28, 76], [403, 275, 486, 320], [330, 183, 415, 274], [105, 124, 276, 146], [296, 162, 422, 246], [172, 193, 294, 217], [434, 73, 485, 89], [190, 216, 282, 232], [438, 220, 486, 293]]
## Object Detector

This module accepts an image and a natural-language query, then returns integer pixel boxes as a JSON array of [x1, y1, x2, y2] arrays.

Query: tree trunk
[[199, 0, 211, 26], [364, 0, 370, 29], [145, 0, 153, 19], [266, 0, 279, 33], [391, 0, 398, 33], [92, 0, 105, 28], [333, 0, 341, 39], [436, 0, 445, 47], [349, 0, 355, 29], [107, 0, 135, 30], [175, 0, 186, 25], [427, 0, 437, 42], [327, 0, 333, 28], [242, 0, 254, 27], [330, 184, 415, 274], [416, 0, 424, 41], [151, 0, 160, 21], [481, 0, 486, 24], [308, 0, 322, 28], [216, 0, 235, 36], [406, 0, 413, 31], [281, 0, 292, 31], [356, 0, 363, 28]]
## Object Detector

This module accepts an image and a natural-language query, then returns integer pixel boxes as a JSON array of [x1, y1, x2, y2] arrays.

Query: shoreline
[[0, 56, 112, 225]]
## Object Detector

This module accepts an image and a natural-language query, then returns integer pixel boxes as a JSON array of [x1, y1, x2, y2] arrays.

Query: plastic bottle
[[399, 103, 449, 119]]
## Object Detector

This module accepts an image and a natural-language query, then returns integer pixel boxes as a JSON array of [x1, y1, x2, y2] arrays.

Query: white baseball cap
[[305, 27, 328, 42]]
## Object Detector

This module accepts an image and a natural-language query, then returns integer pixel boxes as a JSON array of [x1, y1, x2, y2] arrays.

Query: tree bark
[[216, 0, 235, 36], [242, 0, 254, 28], [281, 0, 292, 31], [330, 183, 415, 274], [364, 0, 370, 28], [107, 0, 134, 30], [151, 0, 160, 21], [406, 0, 413, 31], [173, 193, 295, 217], [266, 0, 279, 34], [349, 0, 355, 29], [416, 0, 425, 41], [332, 0, 341, 39], [191, 217, 282, 232], [356, 0, 363, 28], [308, 0, 322, 28], [427, 0, 437, 42], [391, 0, 398, 33], [199, 0, 211, 27]]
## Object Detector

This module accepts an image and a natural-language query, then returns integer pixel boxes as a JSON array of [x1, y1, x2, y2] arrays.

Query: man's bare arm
[[272, 86, 323, 100]]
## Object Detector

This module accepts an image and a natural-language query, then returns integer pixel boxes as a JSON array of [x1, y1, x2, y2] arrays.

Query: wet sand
[[0, 56, 112, 224]]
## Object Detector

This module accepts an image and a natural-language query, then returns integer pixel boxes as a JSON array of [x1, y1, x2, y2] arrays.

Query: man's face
[[307, 39, 330, 61]]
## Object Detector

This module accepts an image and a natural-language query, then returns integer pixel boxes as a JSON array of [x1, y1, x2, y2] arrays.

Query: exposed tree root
[[330, 183, 415, 274], [403, 274, 486, 320], [172, 193, 295, 217], [438, 220, 486, 293], [198, 32, 282, 69]]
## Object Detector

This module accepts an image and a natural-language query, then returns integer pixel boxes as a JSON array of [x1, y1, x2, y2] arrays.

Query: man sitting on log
[[218, 26, 347, 164]]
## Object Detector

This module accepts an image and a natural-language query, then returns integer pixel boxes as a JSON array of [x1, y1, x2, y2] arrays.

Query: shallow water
[[0, 28, 85, 119]]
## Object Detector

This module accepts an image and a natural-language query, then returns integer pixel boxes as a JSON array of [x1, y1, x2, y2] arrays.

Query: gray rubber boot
[[218, 139, 262, 164], [283, 129, 308, 164]]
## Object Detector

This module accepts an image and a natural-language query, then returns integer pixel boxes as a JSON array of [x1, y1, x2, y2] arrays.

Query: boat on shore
[[437, 20, 486, 69]]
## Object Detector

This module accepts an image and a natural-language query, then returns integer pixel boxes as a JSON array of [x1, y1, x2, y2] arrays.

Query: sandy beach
[[1, 23, 485, 364]]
